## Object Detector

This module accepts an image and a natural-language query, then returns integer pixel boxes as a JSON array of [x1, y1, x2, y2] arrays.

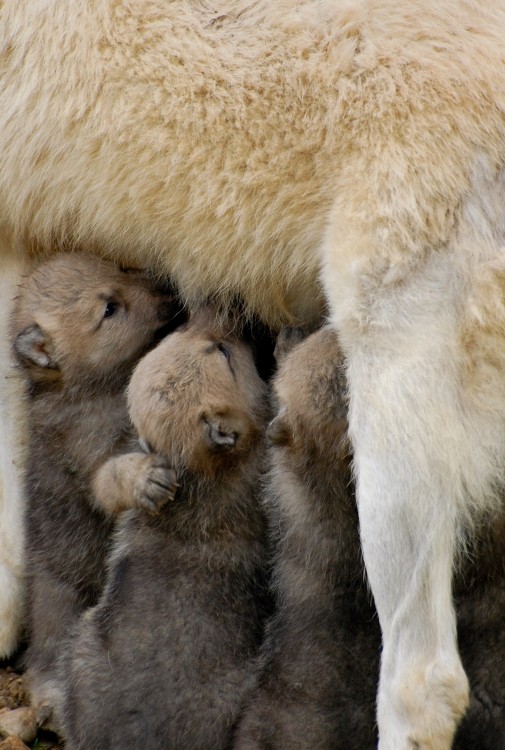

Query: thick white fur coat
[[1, 2, 505, 748]]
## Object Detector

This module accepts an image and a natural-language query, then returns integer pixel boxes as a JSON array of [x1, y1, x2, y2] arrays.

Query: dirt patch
[[0, 669, 28, 713], [0, 666, 62, 750]]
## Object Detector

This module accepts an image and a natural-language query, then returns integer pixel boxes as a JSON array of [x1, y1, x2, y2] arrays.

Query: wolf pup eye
[[103, 301, 119, 319], [217, 342, 230, 362]]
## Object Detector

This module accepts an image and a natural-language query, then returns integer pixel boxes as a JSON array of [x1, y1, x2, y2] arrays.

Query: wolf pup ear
[[13, 324, 58, 370]]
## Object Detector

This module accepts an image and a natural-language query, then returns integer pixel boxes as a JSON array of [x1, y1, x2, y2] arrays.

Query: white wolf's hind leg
[[325, 249, 476, 750], [0, 238, 32, 658], [348, 343, 470, 750]]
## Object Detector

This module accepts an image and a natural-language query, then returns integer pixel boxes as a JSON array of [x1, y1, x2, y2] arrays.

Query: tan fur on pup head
[[11, 253, 177, 388], [128, 306, 268, 476]]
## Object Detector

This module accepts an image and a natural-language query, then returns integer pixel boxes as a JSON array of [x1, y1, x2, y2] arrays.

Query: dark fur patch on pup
[[452, 505, 505, 749]]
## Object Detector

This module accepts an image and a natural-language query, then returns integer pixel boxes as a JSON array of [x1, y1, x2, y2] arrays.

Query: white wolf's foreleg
[[0, 235, 32, 658]]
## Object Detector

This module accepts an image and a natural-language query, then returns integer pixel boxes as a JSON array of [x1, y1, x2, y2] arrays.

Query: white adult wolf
[[1, 1, 505, 748]]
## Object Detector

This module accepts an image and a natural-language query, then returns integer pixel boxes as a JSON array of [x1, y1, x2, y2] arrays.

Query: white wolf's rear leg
[[348, 328, 469, 750], [324, 250, 473, 750], [0, 235, 32, 658]]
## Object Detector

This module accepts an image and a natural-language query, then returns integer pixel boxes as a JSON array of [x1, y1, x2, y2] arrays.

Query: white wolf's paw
[[378, 659, 469, 750]]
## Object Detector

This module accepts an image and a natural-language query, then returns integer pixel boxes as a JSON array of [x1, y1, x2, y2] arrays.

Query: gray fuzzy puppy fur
[[60, 308, 271, 750]]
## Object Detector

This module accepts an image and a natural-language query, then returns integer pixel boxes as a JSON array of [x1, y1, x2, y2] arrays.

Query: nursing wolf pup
[[234, 326, 380, 750], [11, 253, 180, 716], [60, 307, 270, 750]]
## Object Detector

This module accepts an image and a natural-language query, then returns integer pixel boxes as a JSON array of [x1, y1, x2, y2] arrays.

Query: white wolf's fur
[[2, 2, 505, 748], [0, 232, 31, 657]]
